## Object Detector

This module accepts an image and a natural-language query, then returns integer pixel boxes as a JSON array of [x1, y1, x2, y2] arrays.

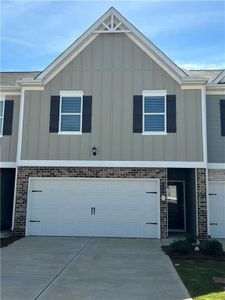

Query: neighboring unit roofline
[[212, 70, 225, 84]]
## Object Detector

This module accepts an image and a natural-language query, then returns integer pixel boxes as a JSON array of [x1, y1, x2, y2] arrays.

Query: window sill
[[142, 132, 167, 136], [58, 132, 82, 135]]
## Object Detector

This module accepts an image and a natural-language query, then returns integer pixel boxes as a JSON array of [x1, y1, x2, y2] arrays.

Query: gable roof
[[32, 7, 188, 85]]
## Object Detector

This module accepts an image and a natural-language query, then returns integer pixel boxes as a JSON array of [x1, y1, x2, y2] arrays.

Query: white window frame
[[0, 97, 5, 137], [142, 90, 167, 135], [58, 91, 83, 135]]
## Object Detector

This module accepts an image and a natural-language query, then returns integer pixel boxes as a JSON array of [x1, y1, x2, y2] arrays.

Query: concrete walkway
[[1, 237, 190, 300]]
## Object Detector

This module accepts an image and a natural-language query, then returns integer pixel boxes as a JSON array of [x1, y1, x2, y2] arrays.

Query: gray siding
[[1, 95, 20, 162], [21, 34, 203, 162], [206, 95, 225, 163]]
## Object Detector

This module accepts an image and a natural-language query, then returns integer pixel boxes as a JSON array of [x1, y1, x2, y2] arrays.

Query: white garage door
[[209, 181, 225, 238], [26, 178, 160, 238]]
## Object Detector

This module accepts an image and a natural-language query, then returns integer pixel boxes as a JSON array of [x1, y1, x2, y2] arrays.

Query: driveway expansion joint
[[33, 238, 90, 300]]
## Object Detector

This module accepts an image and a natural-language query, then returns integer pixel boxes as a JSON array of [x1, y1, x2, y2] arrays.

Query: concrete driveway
[[1, 237, 190, 300]]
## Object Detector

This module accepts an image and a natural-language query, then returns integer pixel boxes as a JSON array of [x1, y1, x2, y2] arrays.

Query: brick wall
[[196, 168, 208, 239], [14, 167, 168, 238]]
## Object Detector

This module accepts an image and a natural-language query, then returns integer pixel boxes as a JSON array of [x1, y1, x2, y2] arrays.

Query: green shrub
[[200, 240, 224, 256], [185, 234, 197, 244], [168, 239, 193, 254]]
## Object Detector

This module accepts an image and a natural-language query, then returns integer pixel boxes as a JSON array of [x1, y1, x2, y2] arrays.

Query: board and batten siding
[[1, 95, 20, 162], [21, 34, 203, 162], [207, 95, 225, 163]]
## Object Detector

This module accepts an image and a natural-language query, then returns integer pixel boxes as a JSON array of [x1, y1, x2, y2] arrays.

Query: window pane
[[0, 101, 3, 117], [144, 96, 165, 113], [61, 115, 80, 131], [61, 97, 81, 113], [144, 115, 165, 131]]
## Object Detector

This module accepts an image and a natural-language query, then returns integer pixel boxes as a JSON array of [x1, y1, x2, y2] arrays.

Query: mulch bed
[[0, 235, 23, 248], [162, 246, 225, 261]]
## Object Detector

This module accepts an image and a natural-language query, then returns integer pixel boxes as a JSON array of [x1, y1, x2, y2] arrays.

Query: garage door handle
[[210, 223, 218, 225], [146, 222, 158, 225], [29, 220, 40, 223]]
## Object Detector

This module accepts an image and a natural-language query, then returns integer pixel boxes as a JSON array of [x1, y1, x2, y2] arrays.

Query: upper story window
[[59, 91, 83, 134], [142, 91, 167, 135], [0, 99, 5, 136]]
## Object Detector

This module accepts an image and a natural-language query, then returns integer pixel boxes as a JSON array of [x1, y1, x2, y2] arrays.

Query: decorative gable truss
[[18, 7, 189, 87], [93, 13, 131, 33]]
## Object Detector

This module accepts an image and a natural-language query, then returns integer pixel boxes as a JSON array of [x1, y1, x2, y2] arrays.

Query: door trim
[[167, 180, 186, 232], [25, 177, 161, 239]]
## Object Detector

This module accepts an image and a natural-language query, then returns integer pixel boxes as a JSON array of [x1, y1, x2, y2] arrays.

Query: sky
[[1, 0, 225, 71]]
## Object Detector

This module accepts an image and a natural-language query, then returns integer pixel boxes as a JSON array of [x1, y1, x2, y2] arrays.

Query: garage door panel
[[27, 178, 159, 238], [209, 182, 225, 238]]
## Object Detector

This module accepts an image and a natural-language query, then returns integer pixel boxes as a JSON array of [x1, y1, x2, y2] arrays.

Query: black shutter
[[3, 100, 14, 136], [82, 96, 92, 133], [167, 95, 176, 133], [220, 99, 225, 136], [49, 96, 60, 132], [133, 95, 143, 133]]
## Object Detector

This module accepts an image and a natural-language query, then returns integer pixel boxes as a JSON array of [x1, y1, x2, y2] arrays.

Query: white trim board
[[201, 86, 208, 165], [208, 163, 225, 169], [18, 160, 206, 168], [0, 162, 17, 168], [16, 87, 25, 163]]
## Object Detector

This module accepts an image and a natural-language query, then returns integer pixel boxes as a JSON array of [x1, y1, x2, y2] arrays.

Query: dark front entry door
[[168, 182, 185, 231]]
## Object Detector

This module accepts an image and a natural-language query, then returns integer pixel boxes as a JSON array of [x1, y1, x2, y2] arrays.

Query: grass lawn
[[174, 259, 225, 300]]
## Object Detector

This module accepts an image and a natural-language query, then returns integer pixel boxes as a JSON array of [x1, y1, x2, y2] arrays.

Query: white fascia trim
[[20, 86, 44, 91], [206, 85, 225, 95], [16, 87, 25, 163], [181, 78, 207, 85], [0, 86, 21, 93], [142, 90, 167, 96], [206, 90, 225, 95], [181, 85, 205, 90], [17, 79, 43, 87], [201, 86, 208, 165], [126, 33, 182, 84], [0, 162, 17, 168], [212, 70, 225, 84], [116, 8, 187, 79], [0, 91, 21, 96], [60, 90, 84, 97], [42, 34, 98, 85], [208, 163, 225, 169], [18, 160, 206, 168]]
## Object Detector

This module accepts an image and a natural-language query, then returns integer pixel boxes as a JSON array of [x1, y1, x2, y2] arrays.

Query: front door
[[168, 182, 185, 231]]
